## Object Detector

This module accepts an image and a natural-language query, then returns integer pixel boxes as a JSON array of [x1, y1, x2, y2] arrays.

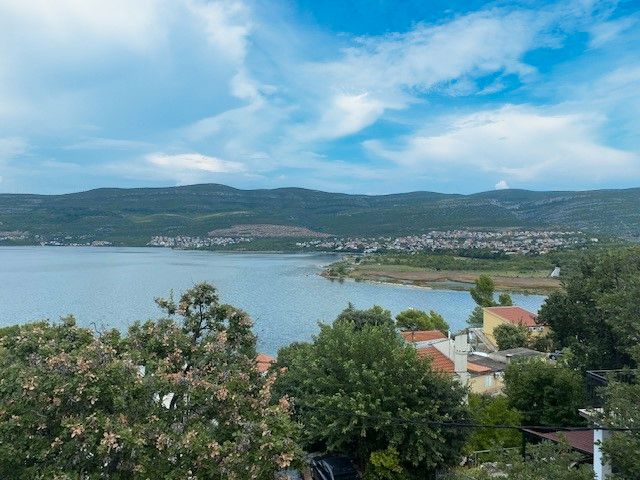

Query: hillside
[[0, 184, 639, 245]]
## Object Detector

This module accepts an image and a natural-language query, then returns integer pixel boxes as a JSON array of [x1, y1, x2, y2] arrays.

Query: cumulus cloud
[[495, 180, 509, 190], [365, 105, 639, 182], [1, 0, 639, 193]]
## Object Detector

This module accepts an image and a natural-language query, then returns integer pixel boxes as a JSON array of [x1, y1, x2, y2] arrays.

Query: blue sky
[[0, 0, 639, 194]]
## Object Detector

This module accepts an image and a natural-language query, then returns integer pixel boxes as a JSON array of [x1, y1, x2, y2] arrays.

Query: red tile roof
[[523, 429, 594, 455], [400, 330, 447, 343], [485, 306, 539, 327], [417, 347, 491, 374], [418, 347, 455, 372], [256, 353, 275, 374]]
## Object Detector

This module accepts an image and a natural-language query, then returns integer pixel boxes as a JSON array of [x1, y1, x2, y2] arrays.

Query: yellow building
[[483, 306, 548, 345]]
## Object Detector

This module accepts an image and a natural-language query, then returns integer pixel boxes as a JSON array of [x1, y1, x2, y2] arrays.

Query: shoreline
[[320, 269, 560, 295]]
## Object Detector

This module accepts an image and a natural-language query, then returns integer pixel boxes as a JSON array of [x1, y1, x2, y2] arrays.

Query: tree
[[274, 318, 469, 477], [470, 274, 497, 307], [494, 323, 529, 350], [503, 359, 585, 426], [538, 246, 640, 371], [598, 350, 640, 479], [395, 309, 449, 334], [335, 303, 394, 330], [450, 441, 595, 480], [465, 394, 522, 453], [365, 447, 410, 480], [0, 283, 300, 479], [467, 275, 513, 327]]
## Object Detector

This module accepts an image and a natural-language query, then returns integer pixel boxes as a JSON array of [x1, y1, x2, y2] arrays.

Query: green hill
[[0, 184, 639, 244]]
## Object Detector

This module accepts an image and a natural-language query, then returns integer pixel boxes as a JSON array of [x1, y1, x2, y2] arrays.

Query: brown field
[[339, 266, 561, 294]]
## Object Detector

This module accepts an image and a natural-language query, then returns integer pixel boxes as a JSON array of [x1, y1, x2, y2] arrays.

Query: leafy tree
[[336, 303, 394, 330], [274, 318, 469, 478], [467, 275, 513, 327], [503, 359, 585, 426], [395, 309, 449, 334], [467, 306, 485, 328], [494, 323, 529, 350], [598, 350, 640, 479], [498, 292, 513, 306], [465, 394, 522, 453], [450, 441, 595, 480], [538, 246, 640, 371], [527, 333, 555, 353], [470, 274, 497, 307], [0, 283, 300, 479], [365, 447, 410, 480]]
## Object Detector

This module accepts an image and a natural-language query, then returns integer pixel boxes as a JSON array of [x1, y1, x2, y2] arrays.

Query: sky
[[0, 0, 639, 195]]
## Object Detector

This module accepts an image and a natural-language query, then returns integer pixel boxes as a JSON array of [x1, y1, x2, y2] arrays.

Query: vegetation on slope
[[1, 184, 639, 245]]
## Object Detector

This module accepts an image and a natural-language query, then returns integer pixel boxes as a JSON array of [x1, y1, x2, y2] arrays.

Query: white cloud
[[0, 0, 254, 130], [589, 15, 638, 48], [290, 6, 563, 140], [186, 0, 250, 64], [495, 180, 509, 190], [365, 105, 639, 182], [293, 93, 386, 141], [146, 153, 244, 174]]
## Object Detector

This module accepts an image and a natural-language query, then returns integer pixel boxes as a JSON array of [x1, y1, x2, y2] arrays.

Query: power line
[[293, 404, 640, 433]]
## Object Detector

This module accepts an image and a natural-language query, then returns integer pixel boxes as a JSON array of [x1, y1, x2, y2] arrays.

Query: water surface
[[0, 247, 546, 354]]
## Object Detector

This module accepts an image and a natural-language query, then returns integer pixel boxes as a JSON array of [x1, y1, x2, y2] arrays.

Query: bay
[[0, 247, 546, 354]]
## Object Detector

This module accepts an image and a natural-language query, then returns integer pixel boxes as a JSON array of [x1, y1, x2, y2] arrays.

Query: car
[[310, 454, 361, 480]]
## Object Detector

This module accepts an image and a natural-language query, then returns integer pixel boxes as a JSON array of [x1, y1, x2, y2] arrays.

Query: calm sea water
[[0, 247, 546, 354]]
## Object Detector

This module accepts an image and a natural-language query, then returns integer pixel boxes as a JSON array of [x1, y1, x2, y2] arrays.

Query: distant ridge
[[1, 184, 639, 244]]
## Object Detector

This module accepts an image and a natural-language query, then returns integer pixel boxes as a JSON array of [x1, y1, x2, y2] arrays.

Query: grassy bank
[[321, 251, 586, 294]]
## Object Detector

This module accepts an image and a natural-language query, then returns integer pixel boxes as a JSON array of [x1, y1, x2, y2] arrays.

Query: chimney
[[454, 333, 470, 388]]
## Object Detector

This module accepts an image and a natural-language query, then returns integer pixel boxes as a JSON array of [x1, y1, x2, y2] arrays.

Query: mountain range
[[1, 184, 639, 244]]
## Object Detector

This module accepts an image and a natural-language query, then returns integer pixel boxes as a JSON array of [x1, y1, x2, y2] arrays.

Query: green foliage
[[0, 283, 300, 479], [467, 275, 512, 326], [327, 261, 350, 277], [335, 303, 394, 330], [465, 394, 522, 453], [494, 323, 529, 350], [498, 292, 513, 306], [273, 317, 469, 477], [467, 306, 485, 328], [2, 184, 640, 245], [395, 309, 449, 334], [598, 351, 640, 479], [503, 359, 585, 426], [365, 447, 410, 480], [450, 441, 595, 480], [538, 246, 640, 370], [528, 334, 555, 352], [470, 275, 498, 307]]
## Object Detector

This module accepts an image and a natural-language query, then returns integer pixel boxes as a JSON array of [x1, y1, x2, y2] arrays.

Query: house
[[523, 428, 594, 463], [406, 331, 508, 395], [400, 329, 447, 344], [490, 347, 547, 364], [482, 306, 548, 344], [466, 353, 508, 395], [256, 353, 275, 374]]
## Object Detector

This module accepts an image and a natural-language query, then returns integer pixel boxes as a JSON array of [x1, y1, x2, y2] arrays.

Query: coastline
[[320, 268, 561, 295]]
